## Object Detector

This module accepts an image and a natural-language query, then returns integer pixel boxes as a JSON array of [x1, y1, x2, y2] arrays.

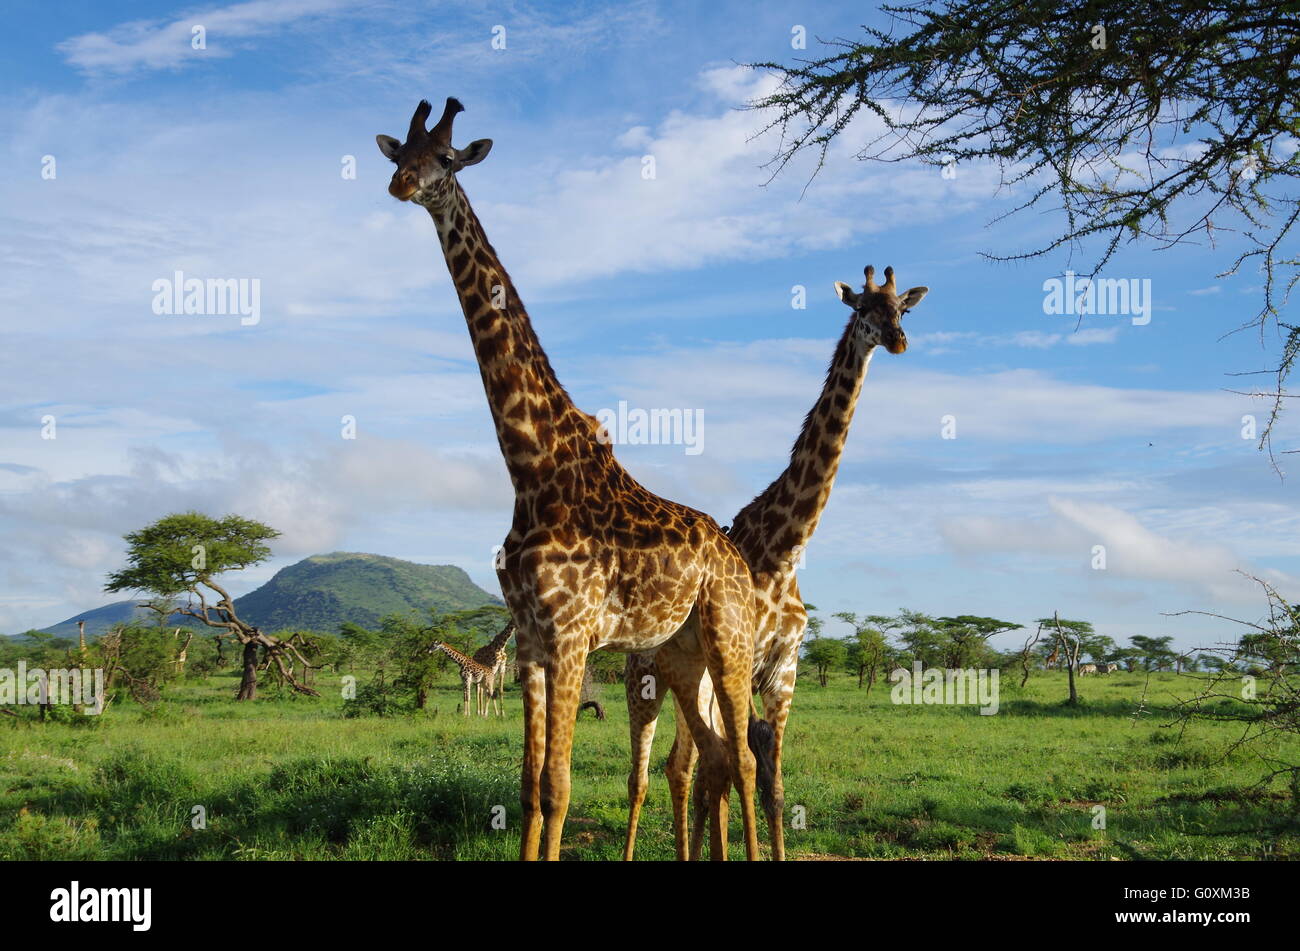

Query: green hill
[[37, 601, 162, 640], [232, 552, 503, 632], [36, 552, 502, 637]]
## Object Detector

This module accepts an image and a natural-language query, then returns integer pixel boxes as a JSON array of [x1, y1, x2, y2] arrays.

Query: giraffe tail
[[747, 715, 777, 818]]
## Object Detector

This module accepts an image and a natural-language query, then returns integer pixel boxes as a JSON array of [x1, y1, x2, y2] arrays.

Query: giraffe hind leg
[[657, 653, 726, 860], [666, 695, 699, 860], [697, 576, 759, 861], [623, 653, 665, 861]]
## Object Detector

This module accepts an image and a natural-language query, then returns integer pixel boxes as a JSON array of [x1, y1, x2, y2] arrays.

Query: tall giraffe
[[470, 620, 515, 717], [433, 641, 497, 716], [376, 98, 760, 861], [624, 265, 929, 860]]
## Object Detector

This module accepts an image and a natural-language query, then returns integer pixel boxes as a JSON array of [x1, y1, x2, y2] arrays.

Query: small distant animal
[[1104, 662, 1119, 673], [1078, 663, 1098, 676]]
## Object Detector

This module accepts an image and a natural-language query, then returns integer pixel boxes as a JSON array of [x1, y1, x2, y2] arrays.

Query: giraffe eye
[[438, 154, 452, 169]]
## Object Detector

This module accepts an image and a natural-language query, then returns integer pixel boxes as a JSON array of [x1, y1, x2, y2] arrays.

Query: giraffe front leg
[[518, 658, 545, 861], [540, 642, 587, 861], [463, 676, 472, 717]]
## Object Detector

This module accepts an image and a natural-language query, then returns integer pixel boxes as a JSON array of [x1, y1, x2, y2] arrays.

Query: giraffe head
[[376, 97, 493, 204], [834, 265, 928, 355]]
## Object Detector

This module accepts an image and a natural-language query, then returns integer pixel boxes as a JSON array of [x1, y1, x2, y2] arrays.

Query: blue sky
[[1, 0, 1296, 654]]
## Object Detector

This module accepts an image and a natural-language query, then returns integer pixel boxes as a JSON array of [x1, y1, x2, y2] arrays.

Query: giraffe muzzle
[[884, 329, 908, 355], [389, 172, 419, 201]]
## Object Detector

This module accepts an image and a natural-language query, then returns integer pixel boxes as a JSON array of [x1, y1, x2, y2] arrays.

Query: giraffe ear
[[455, 138, 493, 169], [900, 286, 929, 310], [834, 282, 859, 307], [376, 135, 402, 162]]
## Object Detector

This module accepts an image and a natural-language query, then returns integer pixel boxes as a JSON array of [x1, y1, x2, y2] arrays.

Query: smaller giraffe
[[470, 620, 515, 718], [433, 642, 497, 717]]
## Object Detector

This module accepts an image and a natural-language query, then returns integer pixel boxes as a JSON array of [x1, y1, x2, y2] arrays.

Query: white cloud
[[0, 434, 511, 631], [940, 496, 1298, 603], [1011, 331, 1062, 349], [913, 326, 1120, 353], [469, 67, 999, 288], [57, 0, 350, 74], [595, 335, 1253, 457], [1067, 327, 1120, 345]]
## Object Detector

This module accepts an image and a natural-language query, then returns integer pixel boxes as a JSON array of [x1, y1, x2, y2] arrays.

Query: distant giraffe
[[470, 621, 515, 717], [1045, 645, 1060, 669], [433, 642, 497, 717]]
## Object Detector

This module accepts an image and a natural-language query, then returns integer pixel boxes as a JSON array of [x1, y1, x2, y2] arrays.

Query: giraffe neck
[[423, 182, 597, 495], [730, 318, 876, 572], [434, 641, 478, 670], [483, 622, 514, 655]]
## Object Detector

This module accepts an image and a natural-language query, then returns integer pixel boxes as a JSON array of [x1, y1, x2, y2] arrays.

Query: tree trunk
[[1066, 661, 1078, 705], [237, 640, 258, 700], [416, 685, 428, 709]]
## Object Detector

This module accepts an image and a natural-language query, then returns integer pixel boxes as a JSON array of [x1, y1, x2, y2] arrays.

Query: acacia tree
[[892, 609, 946, 668], [749, 2, 1300, 467], [803, 636, 847, 687], [105, 512, 318, 701], [834, 612, 895, 691], [932, 615, 1023, 668], [1038, 615, 1098, 705], [1112, 646, 1144, 671], [1131, 634, 1178, 670]]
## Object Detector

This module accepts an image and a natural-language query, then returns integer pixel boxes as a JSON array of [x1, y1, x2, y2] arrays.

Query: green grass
[[2, 669, 1296, 860]]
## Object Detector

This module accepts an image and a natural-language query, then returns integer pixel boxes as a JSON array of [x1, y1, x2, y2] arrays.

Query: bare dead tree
[[1018, 621, 1045, 688]]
